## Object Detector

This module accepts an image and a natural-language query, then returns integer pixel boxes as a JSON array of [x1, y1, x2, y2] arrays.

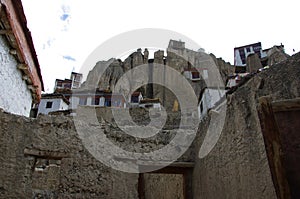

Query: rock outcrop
[[246, 53, 263, 73], [267, 46, 290, 66], [81, 41, 235, 110]]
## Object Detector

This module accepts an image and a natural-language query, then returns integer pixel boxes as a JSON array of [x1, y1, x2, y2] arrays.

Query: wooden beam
[[169, 162, 194, 168], [9, 48, 17, 54], [17, 63, 28, 70], [272, 98, 300, 112], [0, 29, 12, 34], [27, 85, 38, 92], [138, 174, 145, 199], [22, 75, 29, 81], [257, 97, 291, 199], [24, 148, 70, 159]]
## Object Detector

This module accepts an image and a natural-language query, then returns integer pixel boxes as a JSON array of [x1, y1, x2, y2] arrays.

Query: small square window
[[46, 101, 53, 109]]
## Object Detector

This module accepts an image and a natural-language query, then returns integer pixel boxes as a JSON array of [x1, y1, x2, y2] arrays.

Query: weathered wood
[[17, 63, 28, 70], [24, 148, 70, 159], [138, 173, 145, 199], [274, 109, 300, 198], [257, 97, 291, 199], [272, 98, 300, 112], [0, 29, 12, 34]]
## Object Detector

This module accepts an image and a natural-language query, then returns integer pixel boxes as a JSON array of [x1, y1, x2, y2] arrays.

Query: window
[[131, 96, 139, 103], [56, 81, 62, 87], [63, 83, 71, 89], [200, 102, 203, 113], [79, 97, 87, 105], [92, 97, 99, 105], [46, 101, 53, 109], [105, 99, 111, 107], [191, 71, 200, 79]]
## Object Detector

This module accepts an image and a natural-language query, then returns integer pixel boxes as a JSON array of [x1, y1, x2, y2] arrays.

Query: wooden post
[[257, 97, 291, 199]]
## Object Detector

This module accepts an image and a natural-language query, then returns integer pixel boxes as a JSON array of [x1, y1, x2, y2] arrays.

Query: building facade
[[234, 42, 263, 66], [0, 0, 43, 117], [37, 94, 69, 115], [69, 90, 127, 110], [54, 72, 83, 91], [198, 88, 226, 120]]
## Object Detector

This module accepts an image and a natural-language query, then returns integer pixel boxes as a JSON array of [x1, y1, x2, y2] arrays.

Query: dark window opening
[[239, 49, 246, 65], [192, 72, 200, 79], [46, 101, 53, 109], [200, 102, 203, 113], [92, 97, 100, 105], [145, 104, 154, 108], [105, 99, 111, 107]]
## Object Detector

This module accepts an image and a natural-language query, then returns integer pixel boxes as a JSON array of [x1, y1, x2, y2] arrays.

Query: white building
[[38, 94, 69, 115], [234, 42, 264, 66], [68, 90, 127, 110], [0, 0, 44, 117], [70, 72, 83, 89], [198, 88, 226, 120], [54, 72, 83, 92]]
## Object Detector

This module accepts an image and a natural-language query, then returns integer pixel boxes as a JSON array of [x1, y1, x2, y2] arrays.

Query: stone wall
[[0, 110, 140, 198], [0, 105, 194, 198], [0, 35, 32, 117]]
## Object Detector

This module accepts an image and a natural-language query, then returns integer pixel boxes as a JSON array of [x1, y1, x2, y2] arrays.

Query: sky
[[21, 0, 299, 93]]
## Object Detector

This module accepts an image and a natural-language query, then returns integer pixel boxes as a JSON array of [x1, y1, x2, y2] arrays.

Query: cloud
[[42, 38, 56, 50], [60, 14, 69, 21], [63, 55, 76, 61], [61, 4, 70, 15], [60, 4, 71, 31]]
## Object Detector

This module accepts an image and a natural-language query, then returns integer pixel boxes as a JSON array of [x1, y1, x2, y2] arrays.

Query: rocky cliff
[[81, 41, 235, 111]]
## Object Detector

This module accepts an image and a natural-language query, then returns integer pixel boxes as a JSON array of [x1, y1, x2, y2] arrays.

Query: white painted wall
[[69, 96, 80, 109], [38, 98, 69, 115], [202, 69, 208, 79], [198, 88, 226, 120], [99, 97, 105, 107], [0, 35, 32, 116], [86, 97, 92, 106]]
